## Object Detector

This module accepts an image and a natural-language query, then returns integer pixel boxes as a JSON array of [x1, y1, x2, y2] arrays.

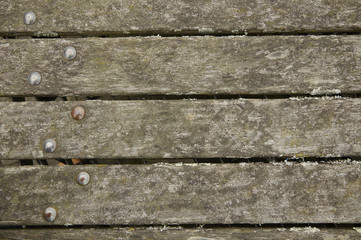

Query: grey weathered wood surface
[[0, 0, 360, 36], [1, 98, 361, 160], [1, 36, 361, 96], [1, 163, 361, 225], [1, 227, 360, 240]]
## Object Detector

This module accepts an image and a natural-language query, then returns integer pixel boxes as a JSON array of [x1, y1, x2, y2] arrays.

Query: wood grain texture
[[1, 36, 361, 96], [0, 0, 360, 35], [1, 98, 361, 160], [1, 227, 361, 240], [1, 163, 361, 225]]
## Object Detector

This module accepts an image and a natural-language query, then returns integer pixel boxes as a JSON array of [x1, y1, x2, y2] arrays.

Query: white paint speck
[[188, 237, 216, 240], [311, 88, 341, 96], [198, 28, 214, 34], [162, 153, 171, 158], [300, 162, 318, 166], [264, 139, 275, 145], [266, 50, 289, 60], [290, 227, 320, 233]]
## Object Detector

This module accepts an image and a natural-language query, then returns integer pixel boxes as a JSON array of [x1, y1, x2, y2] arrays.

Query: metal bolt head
[[43, 207, 57, 222], [77, 171, 90, 186], [44, 139, 57, 153], [24, 12, 36, 25], [71, 106, 86, 120], [64, 46, 77, 60], [28, 72, 42, 86]]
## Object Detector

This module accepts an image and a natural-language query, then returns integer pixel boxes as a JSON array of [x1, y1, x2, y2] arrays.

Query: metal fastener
[[44, 139, 57, 153], [64, 46, 77, 60], [28, 72, 42, 86], [71, 106, 86, 120], [77, 172, 90, 186], [43, 207, 57, 222], [24, 12, 36, 25]]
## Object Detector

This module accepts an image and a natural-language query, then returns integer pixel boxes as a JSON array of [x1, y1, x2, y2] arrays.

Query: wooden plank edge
[[0, 227, 360, 240]]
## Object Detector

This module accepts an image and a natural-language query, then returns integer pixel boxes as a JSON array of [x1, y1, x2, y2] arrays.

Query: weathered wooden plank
[[1, 98, 361, 160], [1, 227, 361, 240], [0, 0, 360, 35], [1, 163, 361, 225], [0, 98, 361, 159], [1, 36, 361, 96]]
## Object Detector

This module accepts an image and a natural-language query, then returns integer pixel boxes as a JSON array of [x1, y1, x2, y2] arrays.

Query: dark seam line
[[1, 30, 361, 39], [6, 94, 361, 101], [1, 223, 361, 229]]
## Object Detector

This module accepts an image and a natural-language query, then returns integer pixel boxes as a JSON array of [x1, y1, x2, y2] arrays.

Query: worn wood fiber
[[1, 98, 361, 160], [1, 36, 361, 96], [0, 0, 360, 35], [1, 227, 361, 240], [0, 163, 361, 225]]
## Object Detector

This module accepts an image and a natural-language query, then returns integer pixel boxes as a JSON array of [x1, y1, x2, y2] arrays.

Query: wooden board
[[1, 227, 360, 240], [1, 36, 361, 96], [0, 0, 360, 36], [1, 98, 361, 160], [1, 163, 361, 225]]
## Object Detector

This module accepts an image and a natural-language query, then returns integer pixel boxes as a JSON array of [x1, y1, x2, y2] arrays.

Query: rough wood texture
[[1, 227, 360, 240], [1, 98, 361, 160], [0, 163, 361, 225], [0, 0, 360, 35], [1, 36, 361, 96]]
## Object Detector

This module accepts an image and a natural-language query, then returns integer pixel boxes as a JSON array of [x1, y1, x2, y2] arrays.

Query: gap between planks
[[3, 95, 361, 101], [2, 31, 361, 39]]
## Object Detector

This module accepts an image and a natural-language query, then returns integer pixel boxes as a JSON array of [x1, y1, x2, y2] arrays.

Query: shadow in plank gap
[[1, 158, 361, 166]]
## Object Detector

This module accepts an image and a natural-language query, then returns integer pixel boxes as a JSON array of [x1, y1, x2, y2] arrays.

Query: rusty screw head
[[44, 139, 57, 153], [43, 207, 57, 221], [64, 46, 77, 60], [77, 171, 90, 186], [28, 72, 42, 86], [71, 106, 86, 120], [24, 12, 36, 25]]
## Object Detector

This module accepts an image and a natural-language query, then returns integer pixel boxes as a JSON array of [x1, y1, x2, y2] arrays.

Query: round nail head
[[71, 106, 86, 120], [64, 46, 77, 60], [24, 12, 36, 25], [44, 207, 57, 222], [44, 139, 56, 153], [77, 172, 90, 186], [28, 72, 42, 86]]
